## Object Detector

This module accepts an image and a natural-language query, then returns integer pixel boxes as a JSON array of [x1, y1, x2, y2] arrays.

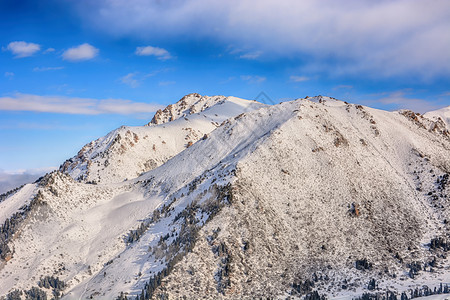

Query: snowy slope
[[0, 183, 36, 225], [67, 97, 450, 299], [64, 100, 301, 299], [1, 95, 450, 300], [424, 106, 450, 129], [130, 97, 450, 299], [60, 94, 265, 184]]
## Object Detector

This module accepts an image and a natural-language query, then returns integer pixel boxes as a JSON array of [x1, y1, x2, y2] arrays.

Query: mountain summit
[[424, 106, 450, 128], [148, 93, 244, 125], [1, 94, 450, 300], [59, 94, 265, 184]]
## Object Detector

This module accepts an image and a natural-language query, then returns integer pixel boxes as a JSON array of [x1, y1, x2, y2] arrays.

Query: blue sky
[[0, 0, 449, 184]]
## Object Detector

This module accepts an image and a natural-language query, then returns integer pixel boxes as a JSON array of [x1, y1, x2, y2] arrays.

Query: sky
[[0, 0, 449, 191]]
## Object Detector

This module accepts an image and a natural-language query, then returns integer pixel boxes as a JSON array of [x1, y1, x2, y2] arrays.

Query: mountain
[[59, 93, 265, 184], [1, 95, 450, 300], [424, 106, 450, 129]]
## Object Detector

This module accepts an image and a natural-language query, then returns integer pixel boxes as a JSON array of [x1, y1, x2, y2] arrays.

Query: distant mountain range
[[1, 94, 449, 300]]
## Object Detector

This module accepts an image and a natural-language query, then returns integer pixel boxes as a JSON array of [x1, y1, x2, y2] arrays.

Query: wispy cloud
[[220, 76, 236, 84], [47, 84, 87, 95], [44, 48, 55, 53], [366, 91, 441, 113], [159, 81, 176, 86], [135, 46, 172, 60], [241, 75, 266, 84], [4, 41, 40, 58], [0, 121, 89, 131], [227, 46, 262, 60], [0, 93, 163, 115], [33, 66, 64, 72], [1, 167, 56, 176], [239, 51, 262, 60], [333, 85, 353, 90], [4, 72, 14, 78], [119, 70, 166, 88], [120, 73, 140, 88], [289, 75, 309, 82], [62, 43, 99, 61]]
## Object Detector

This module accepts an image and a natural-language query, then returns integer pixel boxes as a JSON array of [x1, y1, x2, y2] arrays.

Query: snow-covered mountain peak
[[148, 93, 260, 126], [59, 94, 266, 184], [397, 109, 450, 138], [304, 95, 348, 107], [424, 106, 450, 128]]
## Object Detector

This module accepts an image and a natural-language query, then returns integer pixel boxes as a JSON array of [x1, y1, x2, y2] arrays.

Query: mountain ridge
[[424, 106, 450, 129], [1, 94, 449, 299], [59, 94, 265, 184]]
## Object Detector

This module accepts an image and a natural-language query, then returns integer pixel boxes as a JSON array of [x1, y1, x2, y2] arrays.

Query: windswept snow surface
[[1, 95, 450, 299]]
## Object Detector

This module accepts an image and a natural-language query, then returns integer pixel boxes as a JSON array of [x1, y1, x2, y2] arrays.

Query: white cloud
[[73, 0, 450, 78], [2, 167, 56, 176], [290, 75, 309, 82], [120, 73, 140, 88], [119, 70, 165, 88], [62, 43, 99, 61], [241, 75, 266, 83], [0, 93, 163, 115], [226, 46, 262, 59], [5, 41, 40, 57], [239, 51, 262, 60], [158, 81, 176, 86], [135, 46, 172, 60], [44, 48, 55, 53], [0, 167, 56, 194], [33, 66, 64, 72], [4, 72, 14, 78], [365, 91, 441, 113]]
